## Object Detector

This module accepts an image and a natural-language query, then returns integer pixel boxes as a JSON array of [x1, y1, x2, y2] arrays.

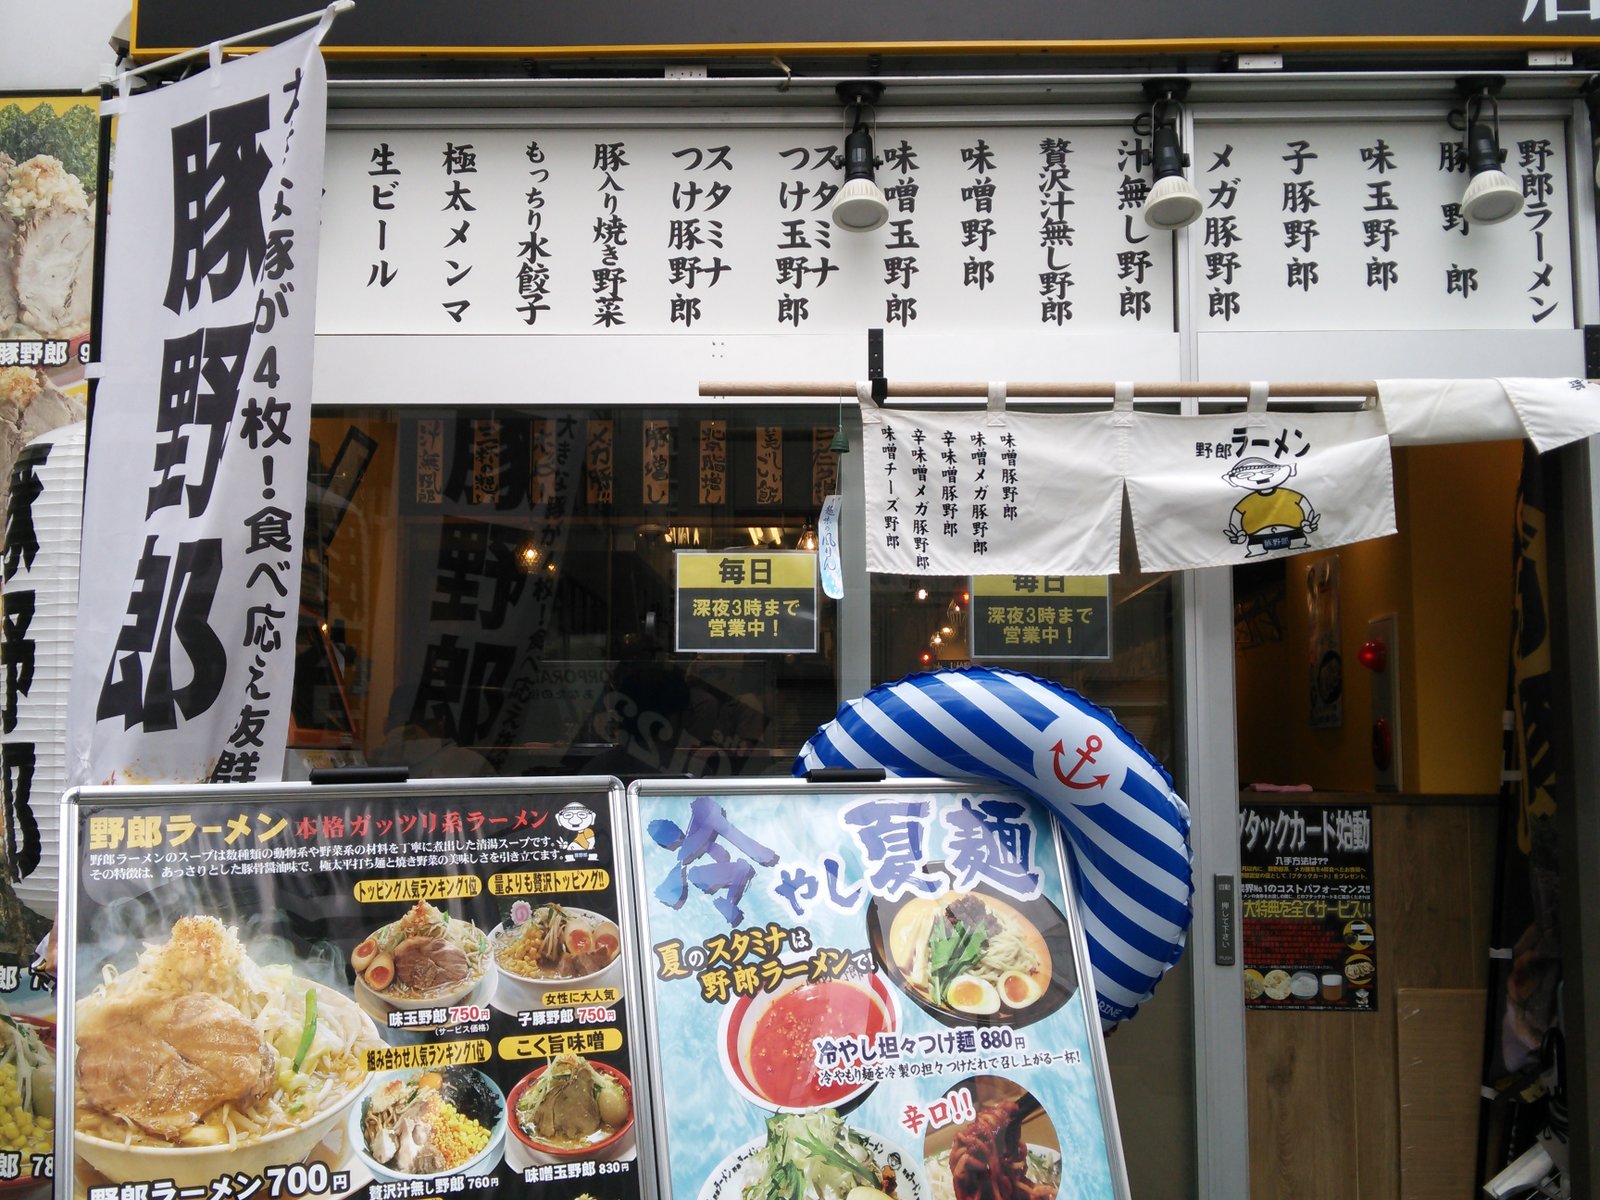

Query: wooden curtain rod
[[697, 380, 1380, 400]]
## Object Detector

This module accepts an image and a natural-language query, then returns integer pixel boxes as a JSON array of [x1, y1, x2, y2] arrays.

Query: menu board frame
[[60, 776, 656, 1200], [626, 775, 1131, 1200]]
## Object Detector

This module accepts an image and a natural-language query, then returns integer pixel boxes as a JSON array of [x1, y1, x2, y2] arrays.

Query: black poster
[[1239, 802, 1377, 1012], [134, 0, 1600, 56], [65, 780, 648, 1200]]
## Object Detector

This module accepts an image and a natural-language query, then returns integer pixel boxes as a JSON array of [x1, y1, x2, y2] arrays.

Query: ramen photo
[[0, 1000, 54, 1178], [493, 902, 620, 981], [699, 1109, 919, 1200], [923, 1094, 1060, 1200], [355, 1067, 504, 1180], [721, 973, 897, 1113], [351, 898, 492, 1007], [508, 1053, 634, 1166], [887, 892, 1052, 1020], [74, 916, 382, 1185]]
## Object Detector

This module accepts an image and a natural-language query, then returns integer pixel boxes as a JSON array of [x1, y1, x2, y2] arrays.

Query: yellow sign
[[498, 1027, 625, 1060], [969, 574, 1111, 660], [363, 1039, 492, 1071], [676, 551, 818, 653], [971, 575, 1108, 599], [541, 987, 620, 1007], [353, 875, 482, 903], [676, 552, 816, 589], [488, 868, 610, 896]]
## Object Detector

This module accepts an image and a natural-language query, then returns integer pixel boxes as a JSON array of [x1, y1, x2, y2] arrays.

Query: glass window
[[868, 565, 1179, 770], [296, 406, 841, 780], [869, 553, 1195, 1198]]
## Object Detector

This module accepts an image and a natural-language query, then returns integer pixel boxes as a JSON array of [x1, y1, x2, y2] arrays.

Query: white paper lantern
[[2, 421, 84, 918]]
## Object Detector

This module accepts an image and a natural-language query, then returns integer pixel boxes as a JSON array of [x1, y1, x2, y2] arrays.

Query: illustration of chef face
[[556, 803, 595, 834], [1225, 457, 1296, 492]]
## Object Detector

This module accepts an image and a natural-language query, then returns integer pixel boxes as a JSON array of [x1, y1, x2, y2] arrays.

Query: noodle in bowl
[[922, 1143, 1061, 1200], [349, 1067, 507, 1184], [350, 901, 495, 1013], [73, 917, 383, 1189], [75, 980, 380, 1187], [489, 903, 623, 1014], [885, 891, 1055, 1023]]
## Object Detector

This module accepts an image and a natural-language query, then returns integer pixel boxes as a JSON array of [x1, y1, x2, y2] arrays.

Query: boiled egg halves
[[946, 974, 1001, 1015], [999, 969, 1045, 1009]]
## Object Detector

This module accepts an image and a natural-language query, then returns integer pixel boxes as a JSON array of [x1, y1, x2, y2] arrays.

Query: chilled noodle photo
[[886, 892, 1053, 1020]]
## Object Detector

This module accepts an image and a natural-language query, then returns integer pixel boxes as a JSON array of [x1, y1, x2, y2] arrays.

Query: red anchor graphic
[[1051, 734, 1109, 790]]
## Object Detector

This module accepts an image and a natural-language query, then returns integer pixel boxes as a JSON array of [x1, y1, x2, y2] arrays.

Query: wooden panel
[[1352, 975, 1402, 1200], [1247, 799, 1499, 1200], [1397, 988, 1485, 1200], [1247, 1011, 1362, 1198], [1376, 806, 1480, 987]]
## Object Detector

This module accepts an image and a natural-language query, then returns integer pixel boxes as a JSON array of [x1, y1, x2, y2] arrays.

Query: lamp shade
[[832, 177, 890, 232], [1461, 168, 1525, 225], [1143, 173, 1204, 230]]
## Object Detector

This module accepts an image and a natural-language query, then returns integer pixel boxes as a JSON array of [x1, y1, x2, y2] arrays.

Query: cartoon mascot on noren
[[1223, 456, 1320, 557]]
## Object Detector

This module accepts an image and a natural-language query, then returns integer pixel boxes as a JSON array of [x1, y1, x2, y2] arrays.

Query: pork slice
[[394, 936, 471, 990], [77, 990, 275, 1142], [14, 201, 92, 336], [533, 1071, 600, 1141]]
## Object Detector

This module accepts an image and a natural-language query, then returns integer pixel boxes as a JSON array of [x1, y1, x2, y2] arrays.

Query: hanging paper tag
[[818, 493, 844, 599]]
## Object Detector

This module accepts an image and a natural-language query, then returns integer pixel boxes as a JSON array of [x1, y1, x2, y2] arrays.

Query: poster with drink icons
[[1238, 802, 1377, 1011]]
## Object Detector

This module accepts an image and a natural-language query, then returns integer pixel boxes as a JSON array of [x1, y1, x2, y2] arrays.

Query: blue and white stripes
[[796, 666, 1193, 1029]]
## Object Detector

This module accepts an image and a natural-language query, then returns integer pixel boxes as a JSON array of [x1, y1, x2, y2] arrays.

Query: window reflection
[[868, 569, 1178, 781], [295, 408, 840, 779]]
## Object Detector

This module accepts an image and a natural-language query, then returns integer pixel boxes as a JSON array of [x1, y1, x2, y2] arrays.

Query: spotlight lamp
[[832, 81, 890, 233], [1141, 78, 1203, 231], [1457, 78, 1524, 226]]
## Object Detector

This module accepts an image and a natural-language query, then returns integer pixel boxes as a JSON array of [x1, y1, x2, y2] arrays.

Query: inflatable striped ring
[[795, 665, 1193, 1030]]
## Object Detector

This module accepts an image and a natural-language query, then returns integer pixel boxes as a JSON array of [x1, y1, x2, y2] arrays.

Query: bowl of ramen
[[922, 1079, 1059, 1200], [489, 903, 623, 1015], [73, 916, 384, 1188], [698, 1109, 925, 1200], [867, 884, 1075, 1028], [505, 1054, 634, 1170], [350, 1066, 506, 1183], [351, 899, 495, 1013], [718, 972, 897, 1114]]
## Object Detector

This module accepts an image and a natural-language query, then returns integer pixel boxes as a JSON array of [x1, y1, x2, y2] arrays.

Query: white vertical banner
[[1124, 403, 1396, 571], [67, 25, 329, 786], [817, 492, 844, 599], [859, 403, 1125, 577]]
